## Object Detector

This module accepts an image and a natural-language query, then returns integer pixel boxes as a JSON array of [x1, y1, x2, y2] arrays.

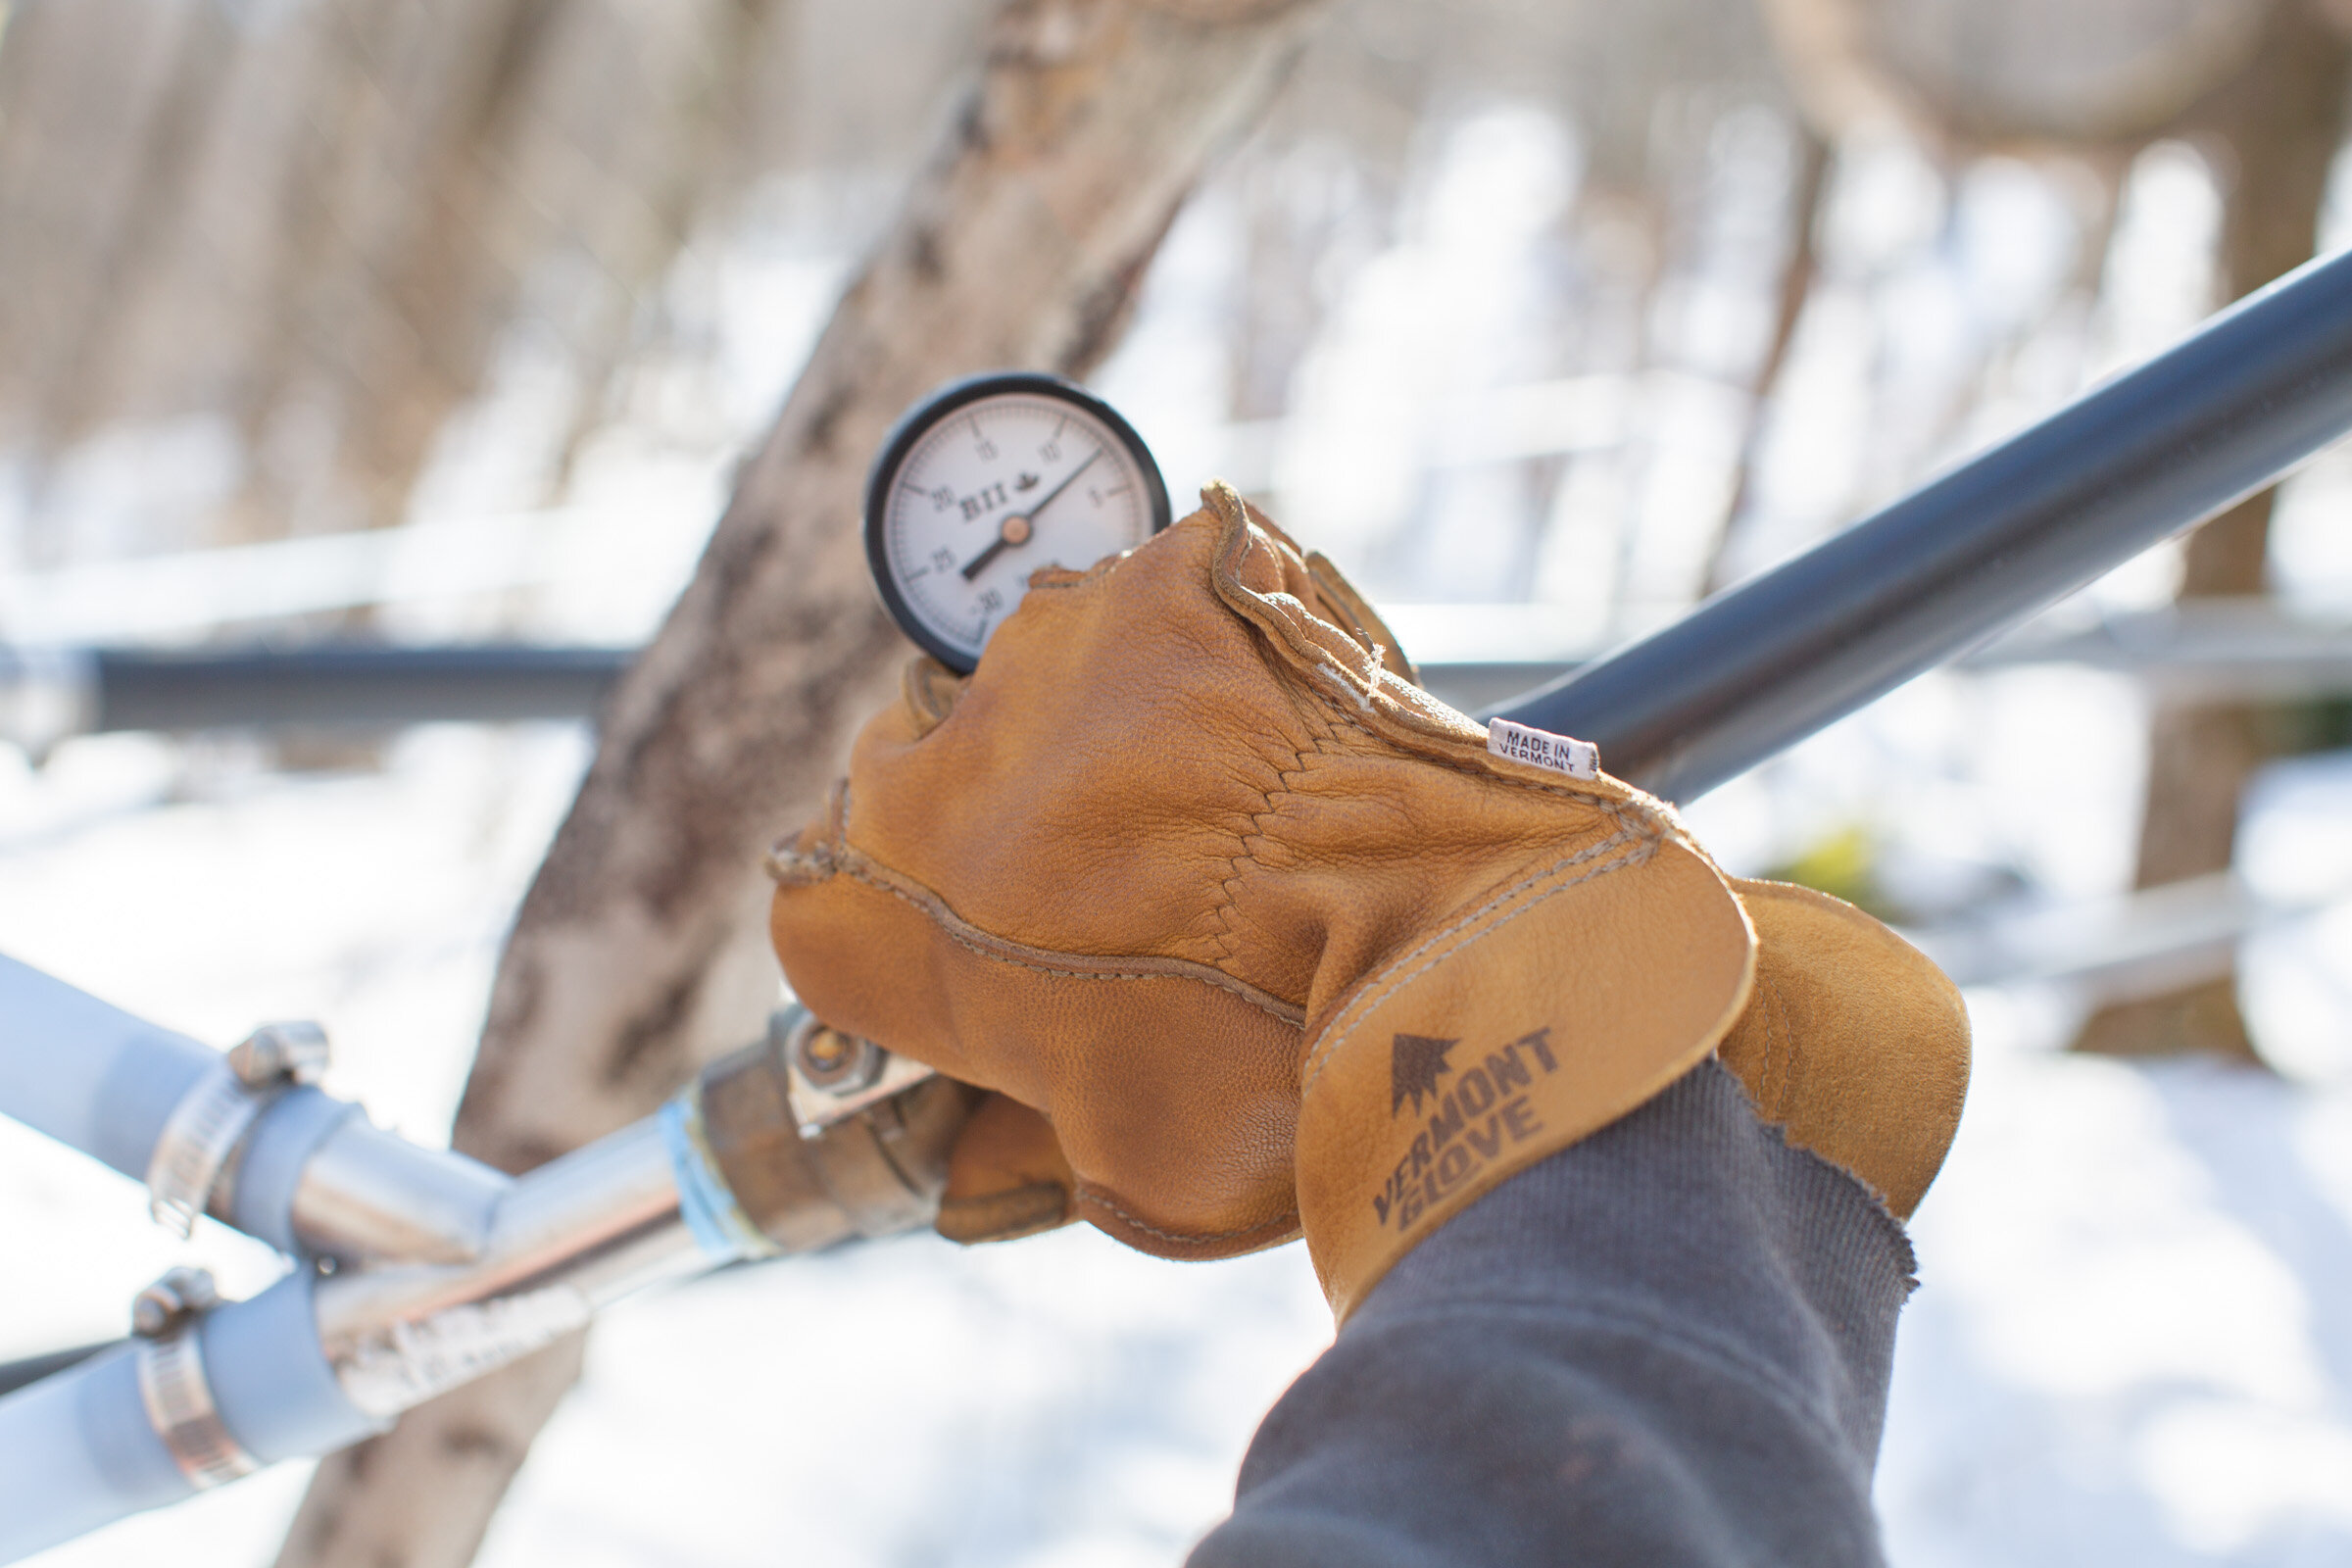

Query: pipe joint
[[146, 1021, 330, 1240]]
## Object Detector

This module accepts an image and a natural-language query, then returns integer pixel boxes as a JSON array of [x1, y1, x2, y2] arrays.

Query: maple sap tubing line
[[0, 951, 221, 1178], [0, 1277, 381, 1565], [0, 1346, 189, 1560], [1496, 244, 2352, 803], [88, 645, 632, 732]]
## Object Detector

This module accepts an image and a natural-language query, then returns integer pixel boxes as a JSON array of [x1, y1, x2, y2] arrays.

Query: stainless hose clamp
[[134, 1322, 259, 1488], [145, 1021, 330, 1238]]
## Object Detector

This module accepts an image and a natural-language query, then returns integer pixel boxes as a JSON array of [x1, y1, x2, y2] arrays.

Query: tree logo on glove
[[1391, 1034, 1458, 1116]]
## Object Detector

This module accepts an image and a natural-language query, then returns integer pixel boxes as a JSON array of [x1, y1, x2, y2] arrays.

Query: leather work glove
[[768, 483, 1970, 1318]]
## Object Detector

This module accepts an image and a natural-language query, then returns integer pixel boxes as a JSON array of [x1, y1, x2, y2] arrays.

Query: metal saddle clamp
[[144, 1020, 330, 1239]]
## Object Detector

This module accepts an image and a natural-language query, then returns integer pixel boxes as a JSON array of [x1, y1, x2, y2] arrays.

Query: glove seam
[[1202, 482, 1674, 825], [1299, 827, 1660, 1096], [1319, 685, 1661, 818], [1205, 718, 1322, 965], [821, 836, 1311, 1027], [1078, 1183, 1300, 1246]]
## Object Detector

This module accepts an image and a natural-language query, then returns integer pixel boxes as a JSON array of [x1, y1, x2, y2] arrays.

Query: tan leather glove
[[769, 484, 1969, 1317]]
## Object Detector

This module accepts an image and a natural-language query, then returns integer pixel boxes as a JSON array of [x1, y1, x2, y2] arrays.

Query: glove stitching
[[1272, 631, 1665, 834], [1201, 482, 1686, 836], [1309, 661, 1376, 713], [825, 841, 1311, 1027], [1205, 725, 1318, 965], [1292, 663, 1665, 822], [1299, 829, 1660, 1096], [1200, 654, 1351, 966], [1078, 1184, 1300, 1246]]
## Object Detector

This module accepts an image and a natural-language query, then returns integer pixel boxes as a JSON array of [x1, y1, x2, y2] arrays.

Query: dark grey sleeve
[[1188, 1058, 1916, 1568]]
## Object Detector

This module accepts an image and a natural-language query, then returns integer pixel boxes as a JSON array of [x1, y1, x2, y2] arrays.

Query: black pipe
[[1496, 245, 2352, 802], [29, 246, 2352, 777], [0, 1341, 116, 1398], [22, 645, 1546, 737], [89, 645, 633, 733]]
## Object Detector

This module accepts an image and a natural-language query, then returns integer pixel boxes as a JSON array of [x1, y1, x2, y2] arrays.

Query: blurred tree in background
[[0, 0, 971, 548], [1765, 0, 2351, 1060], [11, 0, 2352, 1560]]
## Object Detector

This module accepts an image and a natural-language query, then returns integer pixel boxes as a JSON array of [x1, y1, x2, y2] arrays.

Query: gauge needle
[[959, 448, 1102, 580]]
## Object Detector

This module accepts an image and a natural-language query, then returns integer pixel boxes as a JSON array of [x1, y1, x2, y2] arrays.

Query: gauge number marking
[[880, 394, 1153, 664]]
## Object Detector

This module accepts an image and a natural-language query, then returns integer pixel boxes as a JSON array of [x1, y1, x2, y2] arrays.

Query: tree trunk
[[271, 2, 1329, 1563], [2072, 0, 2350, 1062]]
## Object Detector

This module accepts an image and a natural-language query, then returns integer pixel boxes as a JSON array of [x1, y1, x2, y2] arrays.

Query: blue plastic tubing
[[0, 955, 383, 1559], [0, 952, 222, 1180], [0, 953, 360, 1248], [0, 1274, 385, 1561]]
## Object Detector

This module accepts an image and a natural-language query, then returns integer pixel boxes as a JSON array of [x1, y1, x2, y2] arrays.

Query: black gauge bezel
[[862, 370, 1174, 673]]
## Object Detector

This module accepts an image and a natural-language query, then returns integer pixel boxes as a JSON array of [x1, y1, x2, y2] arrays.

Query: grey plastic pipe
[[0, 953, 221, 1180], [0, 1273, 384, 1562], [0, 955, 738, 1559], [0, 1346, 187, 1557]]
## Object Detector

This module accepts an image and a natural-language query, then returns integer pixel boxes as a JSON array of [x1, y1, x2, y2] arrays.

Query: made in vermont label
[[1487, 718, 1599, 779]]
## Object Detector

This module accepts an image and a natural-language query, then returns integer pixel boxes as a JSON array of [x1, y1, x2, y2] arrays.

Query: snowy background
[[12, 2, 2352, 1562]]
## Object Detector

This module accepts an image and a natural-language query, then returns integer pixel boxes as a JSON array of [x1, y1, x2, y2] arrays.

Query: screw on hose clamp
[[776, 1008, 936, 1138], [225, 1019, 330, 1088], [132, 1278, 259, 1490], [132, 1265, 222, 1339], [145, 1020, 331, 1238]]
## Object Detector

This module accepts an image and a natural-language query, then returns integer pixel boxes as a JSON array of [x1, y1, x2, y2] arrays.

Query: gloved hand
[[769, 483, 1968, 1317]]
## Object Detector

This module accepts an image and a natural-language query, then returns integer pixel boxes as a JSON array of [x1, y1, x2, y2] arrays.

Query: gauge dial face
[[866, 376, 1171, 671]]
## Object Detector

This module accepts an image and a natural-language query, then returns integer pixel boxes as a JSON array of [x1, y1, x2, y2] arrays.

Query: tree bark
[[2072, 0, 2350, 1062], [271, 2, 1329, 1563]]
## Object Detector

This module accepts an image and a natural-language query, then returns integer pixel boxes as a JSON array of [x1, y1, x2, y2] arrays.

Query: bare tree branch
[[273, 2, 1330, 1562]]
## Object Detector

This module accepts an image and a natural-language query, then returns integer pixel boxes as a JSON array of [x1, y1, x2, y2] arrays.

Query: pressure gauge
[[864, 371, 1173, 672]]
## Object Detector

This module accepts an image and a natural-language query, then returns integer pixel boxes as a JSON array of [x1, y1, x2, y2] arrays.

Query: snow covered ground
[[9, 682, 2352, 1566], [12, 104, 2352, 1568]]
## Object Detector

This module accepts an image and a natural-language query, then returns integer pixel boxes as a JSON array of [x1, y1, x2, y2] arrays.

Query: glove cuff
[[1293, 832, 1754, 1322]]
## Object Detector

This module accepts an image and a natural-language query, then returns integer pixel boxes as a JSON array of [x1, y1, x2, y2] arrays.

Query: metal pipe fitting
[[688, 1008, 966, 1254], [284, 1117, 507, 1266], [310, 1115, 700, 1415], [307, 1020, 968, 1420]]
